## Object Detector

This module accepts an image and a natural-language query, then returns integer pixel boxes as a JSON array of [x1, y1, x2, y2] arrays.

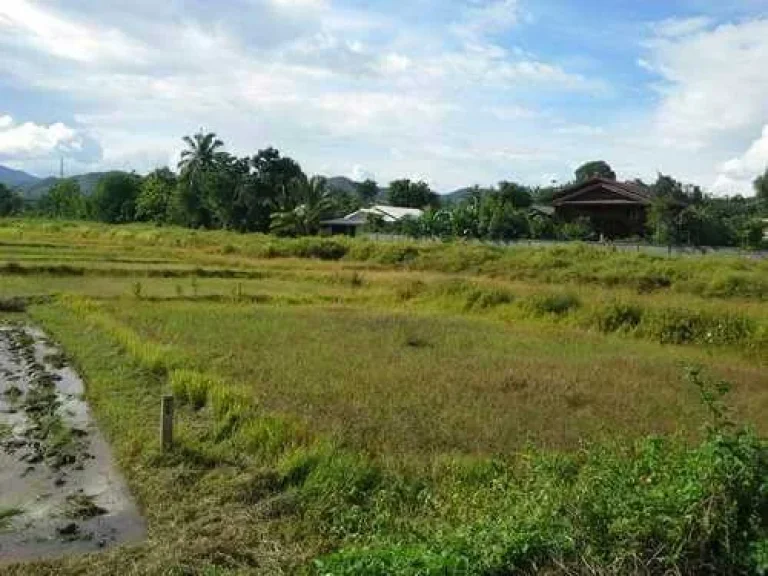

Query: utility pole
[[59, 156, 64, 179]]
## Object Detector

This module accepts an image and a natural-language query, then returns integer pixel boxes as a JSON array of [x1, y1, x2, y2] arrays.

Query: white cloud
[[0, 0, 147, 64], [454, 0, 521, 39], [645, 19, 768, 148], [631, 17, 768, 193], [652, 16, 713, 38], [0, 116, 84, 159], [712, 125, 768, 193]]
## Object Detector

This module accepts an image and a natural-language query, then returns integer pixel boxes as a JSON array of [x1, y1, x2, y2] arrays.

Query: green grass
[[0, 219, 766, 300], [0, 219, 766, 574]]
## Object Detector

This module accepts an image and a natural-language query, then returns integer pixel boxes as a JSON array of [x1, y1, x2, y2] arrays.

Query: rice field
[[1, 219, 767, 575]]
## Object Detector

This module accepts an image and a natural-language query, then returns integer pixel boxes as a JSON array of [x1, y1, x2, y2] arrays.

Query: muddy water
[[0, 325, 145, 564]]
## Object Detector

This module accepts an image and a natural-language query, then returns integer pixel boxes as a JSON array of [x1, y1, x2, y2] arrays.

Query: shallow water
[[0, 325, 145, 564]]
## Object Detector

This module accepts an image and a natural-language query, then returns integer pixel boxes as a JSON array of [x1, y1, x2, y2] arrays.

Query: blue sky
[[1, 0, 768, 194]]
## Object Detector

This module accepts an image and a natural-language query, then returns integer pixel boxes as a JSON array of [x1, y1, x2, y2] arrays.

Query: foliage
[[92, 172, 142, 223], [388, 179, 438, 209], [357, 179, 379, 206], [136, 167, 177, 224], [270, 176, 334, 236], [37, 179, 86, 219], [0, 183, 23, 217], [753, 167, 768, 207], [575, 160, 616, 182]]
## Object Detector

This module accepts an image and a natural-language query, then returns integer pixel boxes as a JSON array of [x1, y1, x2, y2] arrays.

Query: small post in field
[[160, 394, 174, 452]]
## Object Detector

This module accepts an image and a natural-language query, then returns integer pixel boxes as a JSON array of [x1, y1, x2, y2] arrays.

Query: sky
[[1, 0, 768, 194]]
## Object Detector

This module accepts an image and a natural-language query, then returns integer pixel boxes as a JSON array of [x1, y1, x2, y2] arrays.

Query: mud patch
[[0, 325, 145, 564]]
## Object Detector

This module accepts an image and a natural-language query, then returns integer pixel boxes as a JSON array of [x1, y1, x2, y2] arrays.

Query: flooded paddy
[[0, 325, 145, 564]]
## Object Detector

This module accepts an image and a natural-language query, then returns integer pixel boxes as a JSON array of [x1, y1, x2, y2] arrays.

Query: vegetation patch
[[520, 292, 581, 317]]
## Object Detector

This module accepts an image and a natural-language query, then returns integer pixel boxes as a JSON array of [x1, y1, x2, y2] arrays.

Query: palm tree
[[176, 131, 225, 228], [177, 131, 224, 177], [270, 176, 334, 236]]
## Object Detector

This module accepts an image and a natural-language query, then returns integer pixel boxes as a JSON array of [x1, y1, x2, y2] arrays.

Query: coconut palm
[[270, 176, 334, 236], [176, 131, 226, 228], [177, 131, 225, 177]]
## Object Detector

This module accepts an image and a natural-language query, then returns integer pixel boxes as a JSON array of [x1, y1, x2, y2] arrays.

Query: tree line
[[0, 131, 439, 236], [0, 133, 766, 247], [399, 161, 768, 248]]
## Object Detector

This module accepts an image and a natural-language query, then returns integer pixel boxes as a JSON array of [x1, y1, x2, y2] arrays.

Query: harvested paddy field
[[0, 220, 766, 575]]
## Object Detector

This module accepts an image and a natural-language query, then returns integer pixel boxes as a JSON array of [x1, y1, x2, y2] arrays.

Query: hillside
[[0, 165, 40, 189], [19, 171, 125, 199]]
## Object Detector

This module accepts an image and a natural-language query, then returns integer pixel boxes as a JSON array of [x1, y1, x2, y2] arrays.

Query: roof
[[552, 177, 656, 206], [364, 205, 424, 221], [529, 205, 555, 216], [322, 205, 423, 227]]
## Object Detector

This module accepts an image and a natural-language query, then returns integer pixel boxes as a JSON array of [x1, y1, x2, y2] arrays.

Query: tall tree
[[575, 161, 616, 182], [93, 172, 142, 223], [0, 183, 23, 217], [387, 179, 438, 208], [37, 179, 85, 219], [498, 181, 533, 208], [754, 167, 768, 209], [357, 179, 379, 206], [251, 147, 305, 212], [270, 176, 333, 236], [177, 131, 226, 227], [136, 168, 177, 224]]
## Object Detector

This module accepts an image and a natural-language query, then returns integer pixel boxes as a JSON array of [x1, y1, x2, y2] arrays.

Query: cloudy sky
[[1, 0, 768, 194]]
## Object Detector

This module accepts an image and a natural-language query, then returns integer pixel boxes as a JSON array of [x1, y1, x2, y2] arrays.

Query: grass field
[[2, 219, 767, 575]]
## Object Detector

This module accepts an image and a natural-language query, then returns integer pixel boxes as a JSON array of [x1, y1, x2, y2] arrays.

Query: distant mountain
[[19, 171, 127, 199], [443, 187, 479, 204], [326, 176, 360, 195], [0, 165, 40, 190]]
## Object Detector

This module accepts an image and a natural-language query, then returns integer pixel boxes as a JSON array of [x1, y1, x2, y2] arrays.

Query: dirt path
[[0, 324, 145, 564]]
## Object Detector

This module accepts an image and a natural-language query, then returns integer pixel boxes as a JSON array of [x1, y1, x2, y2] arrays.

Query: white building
[[321, 205, 423, 236]]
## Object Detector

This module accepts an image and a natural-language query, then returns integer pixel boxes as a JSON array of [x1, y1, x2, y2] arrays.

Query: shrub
[[464, 287, 515, 311], [591, 301, 644, 333], [521, 292, 581, 317], [639, 308, 756, 346]]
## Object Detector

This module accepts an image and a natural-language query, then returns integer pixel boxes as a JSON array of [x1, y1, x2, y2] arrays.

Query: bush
[[522, 292, 581, 317], [639, 308, 756, 346], [464, 287, 515, 311], [591, 301, 644, 333]]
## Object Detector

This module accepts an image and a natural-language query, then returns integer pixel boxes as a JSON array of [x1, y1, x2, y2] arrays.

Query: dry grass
[[102, 301, 767, 456]]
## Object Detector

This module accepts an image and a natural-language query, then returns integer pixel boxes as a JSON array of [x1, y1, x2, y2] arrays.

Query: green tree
[[136, 168, 177, 224], [251, 147, 305, 212], [388, 179, 438, 208], [647, 195, 684, 247], [203, 153, 250, 230], [37, 179, 85, 219], [754, 167, 768, 210], [357, 179, 379, 206], [740, 218, 765, 249], [575, 160, 616, 182], [0, 183, 23, 217], [177, 131, 226, 227], [270, 176, 333, 236], [92, 172, 142, 223], [498, 181, 533, 208]]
